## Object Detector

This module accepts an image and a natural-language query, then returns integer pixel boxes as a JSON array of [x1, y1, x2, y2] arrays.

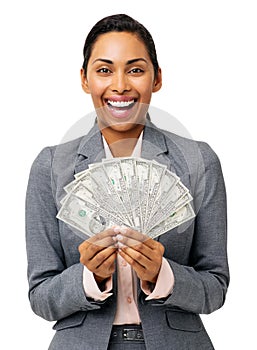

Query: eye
[[97, 67, 112, 74], [129, 68, 144, 74]]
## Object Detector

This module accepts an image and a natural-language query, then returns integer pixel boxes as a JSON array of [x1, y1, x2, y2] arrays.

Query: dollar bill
[[144, 161, 167, 230], [119, 157, 142, 230], [147, 203, 195, 238], [102, 160, 133, 219], [135, 158, 151, 229], [89, 164, 132, 226], [57, 193, 123, 237], [145, 181, 191, 231], [66, 171, 125, 222], [143, 168, 179, 229]]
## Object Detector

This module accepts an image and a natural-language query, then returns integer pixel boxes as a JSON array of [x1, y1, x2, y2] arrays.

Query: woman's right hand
[[78, 228, 117, 285]]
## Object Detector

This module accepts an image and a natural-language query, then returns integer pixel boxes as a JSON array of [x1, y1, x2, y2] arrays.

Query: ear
[[152, 67, 162, 93], [80, 68, 91, 94]]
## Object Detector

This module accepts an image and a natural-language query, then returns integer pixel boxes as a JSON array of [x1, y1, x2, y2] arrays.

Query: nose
[[111, 71, 131, 93]]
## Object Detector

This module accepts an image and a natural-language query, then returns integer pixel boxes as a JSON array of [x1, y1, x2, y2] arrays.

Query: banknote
[[119, 157, 142, 230], [147, 203, 195, 238], [144, 161, 166, 230], [145, 182, 191, 231], [135, 159, 150, 228], [143, 167, 179, 229], [102, 160, 133, 222], [87, 165, 132, 226], [57, 157, 195, 238], [57, 193, 123, 237]]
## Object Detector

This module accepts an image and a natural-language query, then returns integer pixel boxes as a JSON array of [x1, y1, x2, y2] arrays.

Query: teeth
[[108, 100, 135, 108]]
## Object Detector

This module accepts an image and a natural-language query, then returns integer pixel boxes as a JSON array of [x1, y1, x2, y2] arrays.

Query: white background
[[0, 1, 256, 349]]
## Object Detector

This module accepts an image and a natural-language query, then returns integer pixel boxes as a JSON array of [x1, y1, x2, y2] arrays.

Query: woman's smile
[[104, 96, 137, 119]]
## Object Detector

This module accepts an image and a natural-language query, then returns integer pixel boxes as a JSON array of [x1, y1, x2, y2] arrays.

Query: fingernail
[[113, 226, 121, 233], [116, 234, 123, 241], [120, 228, 127, 234]]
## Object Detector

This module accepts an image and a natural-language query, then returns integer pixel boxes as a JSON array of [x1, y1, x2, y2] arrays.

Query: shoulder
[[31, 136, 85, 169], [155, 124, 221, 166]]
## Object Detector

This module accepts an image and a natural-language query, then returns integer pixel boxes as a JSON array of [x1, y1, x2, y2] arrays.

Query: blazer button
[[121, 259, 127, 267]]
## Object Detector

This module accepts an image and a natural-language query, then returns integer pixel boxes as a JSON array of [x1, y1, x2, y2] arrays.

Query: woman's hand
[[78, 228, 117, 284], [115, 227, 165, 284]]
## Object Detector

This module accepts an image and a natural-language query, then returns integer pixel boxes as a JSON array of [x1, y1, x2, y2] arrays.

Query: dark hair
[[82, 14, 159, 78]]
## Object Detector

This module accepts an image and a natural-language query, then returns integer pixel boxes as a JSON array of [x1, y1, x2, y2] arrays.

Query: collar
[[75, 119, 169, 174]]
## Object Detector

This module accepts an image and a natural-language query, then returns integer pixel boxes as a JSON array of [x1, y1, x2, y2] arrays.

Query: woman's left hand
[[115, 227, 165, 284]]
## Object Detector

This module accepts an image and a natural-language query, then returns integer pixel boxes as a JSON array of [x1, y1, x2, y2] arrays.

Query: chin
[[110, 122, 143, 132], [99, 120, 145, 133]]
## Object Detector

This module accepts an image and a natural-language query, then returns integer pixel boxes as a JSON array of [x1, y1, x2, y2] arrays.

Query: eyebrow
[[92, 58, 148, 65]]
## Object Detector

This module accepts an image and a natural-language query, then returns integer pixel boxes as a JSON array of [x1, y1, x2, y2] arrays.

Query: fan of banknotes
[[57, 157, 195, 239]]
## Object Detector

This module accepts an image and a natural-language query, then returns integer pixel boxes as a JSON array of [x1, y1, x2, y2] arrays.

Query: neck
[[98, 122, 144, 157]]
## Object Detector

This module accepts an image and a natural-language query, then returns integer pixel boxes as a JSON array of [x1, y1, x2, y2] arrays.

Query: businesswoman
[[26, 14, 229, 350]]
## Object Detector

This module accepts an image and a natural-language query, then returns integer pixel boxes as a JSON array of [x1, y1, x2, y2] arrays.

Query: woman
[[26, 14, 229, 350]]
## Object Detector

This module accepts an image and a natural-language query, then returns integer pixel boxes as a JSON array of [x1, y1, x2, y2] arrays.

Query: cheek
[[87, 82, 102, 96], [87, 83, 106, 108], [87, 76, 109, 96], [133, 77, 155, 99], [139, 86, 154, 103]]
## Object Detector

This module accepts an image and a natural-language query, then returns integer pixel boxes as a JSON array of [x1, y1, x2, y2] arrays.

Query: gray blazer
[[26, 120, 229, 350]]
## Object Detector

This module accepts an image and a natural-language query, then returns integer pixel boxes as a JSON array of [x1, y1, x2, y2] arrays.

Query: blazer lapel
[[142, 120, 174, 171], [74, 123, 105, 175]]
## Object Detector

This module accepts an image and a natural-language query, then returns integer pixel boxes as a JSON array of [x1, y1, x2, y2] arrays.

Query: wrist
[[94, 274, 108, 291]]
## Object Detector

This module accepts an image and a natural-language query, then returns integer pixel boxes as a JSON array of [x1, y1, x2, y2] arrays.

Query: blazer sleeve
[[149, 142, 229, 314], [25, 147, 101, 322]]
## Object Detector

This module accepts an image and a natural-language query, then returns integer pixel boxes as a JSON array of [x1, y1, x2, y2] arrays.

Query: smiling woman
[[25, 14, 229, 350], [80, 31, 162, 154]]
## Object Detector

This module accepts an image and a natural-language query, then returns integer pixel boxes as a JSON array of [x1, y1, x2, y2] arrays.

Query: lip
[[104, 96, 138, 119]]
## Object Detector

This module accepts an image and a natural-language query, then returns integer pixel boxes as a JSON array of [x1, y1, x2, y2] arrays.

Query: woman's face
[[81, 31, 162, 132]]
